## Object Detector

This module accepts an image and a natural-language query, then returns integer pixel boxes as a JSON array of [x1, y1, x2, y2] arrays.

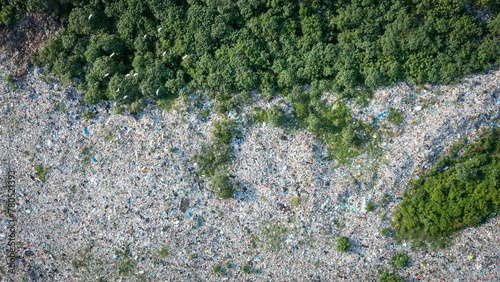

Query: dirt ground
[[0, 12, 61, 78]]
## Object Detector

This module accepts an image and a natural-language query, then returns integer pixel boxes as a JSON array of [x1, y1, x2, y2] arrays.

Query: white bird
[[126, 73, 130, 77], [114, 102, 117, 106], [104, 73, 109, 77], [158, 27, 162, 32], [144, 34, 147, 39], [133, 73, 138, 76], [162, 51, 166, 57], [182, 55, 188, 59], [124, 95, 127, 99], [110, 53, 115, 57], [116, 88, 120, 93], [88, 14, 92, 20], [156, 88, 159, 95]]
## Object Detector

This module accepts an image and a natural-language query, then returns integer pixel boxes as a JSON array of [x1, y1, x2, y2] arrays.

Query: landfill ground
[[1, 50, 500, 281]]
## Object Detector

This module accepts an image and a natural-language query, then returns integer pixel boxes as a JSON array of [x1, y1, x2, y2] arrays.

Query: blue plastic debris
[[92, 156, 97, 162], [84, 127, 89, 135], [188, 212, 192, 217]]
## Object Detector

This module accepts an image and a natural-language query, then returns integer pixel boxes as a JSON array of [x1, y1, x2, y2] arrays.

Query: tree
[[209, 174, 234, 199]]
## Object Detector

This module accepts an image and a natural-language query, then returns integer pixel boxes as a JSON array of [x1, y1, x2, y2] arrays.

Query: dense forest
[[393, 127, 500, 247], [1, 0, 499, 112]]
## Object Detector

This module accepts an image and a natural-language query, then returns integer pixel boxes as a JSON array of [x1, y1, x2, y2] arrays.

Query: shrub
[[213, 265, 220, 273], [391, 252, 409, 268], [156, 247, 168, 258], [378, 270, 405, 282], [3, 73, 14, 84], [366, 201, 376, 212], [201, 109, 210, 118], [242, 264, 250, 273], [82, 110, 93, 119], [209, 174, 234, 199], [336, 236, 350, 252]]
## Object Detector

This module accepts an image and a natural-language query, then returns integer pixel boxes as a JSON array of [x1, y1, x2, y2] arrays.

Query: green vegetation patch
[[393, 127, 500, 247], [34, 0, 500, 114]]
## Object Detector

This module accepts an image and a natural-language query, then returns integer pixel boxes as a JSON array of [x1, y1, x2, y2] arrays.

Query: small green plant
[[242, 264, 250, 273], [209, 174, 234, 199], [189, 254, 193, 260], [213, 265, 221, 274], [291, 197, 302, 207], [225, 262, 232, 269], [366, 201, 376, 212], [391, 252, 409, 268], [82, 110, 94, 119], [336, 236, 350, 253], [156, 247, 168, 258], [314, 260, 320, 269], [387, 108, 404, 125], [381, 194, 391, 205], [169, 147, 175, 153], [34, 164, 48, 183]]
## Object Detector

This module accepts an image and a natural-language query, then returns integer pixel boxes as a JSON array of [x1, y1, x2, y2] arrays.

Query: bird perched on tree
[[156, 89, 159, 96], [104, 73, 109, 77], [182, 55, 188, 59], [110, 53, 115, 57], [163, 51, 166, 57], [133, 73, 138, 76], [158, 27, 162, 32], [144, 34, 147, 39], [116, 88, 120, 92], [124, 95, 128, 99], [126, 73, 130, 77], [88, 14, 92, 20]]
